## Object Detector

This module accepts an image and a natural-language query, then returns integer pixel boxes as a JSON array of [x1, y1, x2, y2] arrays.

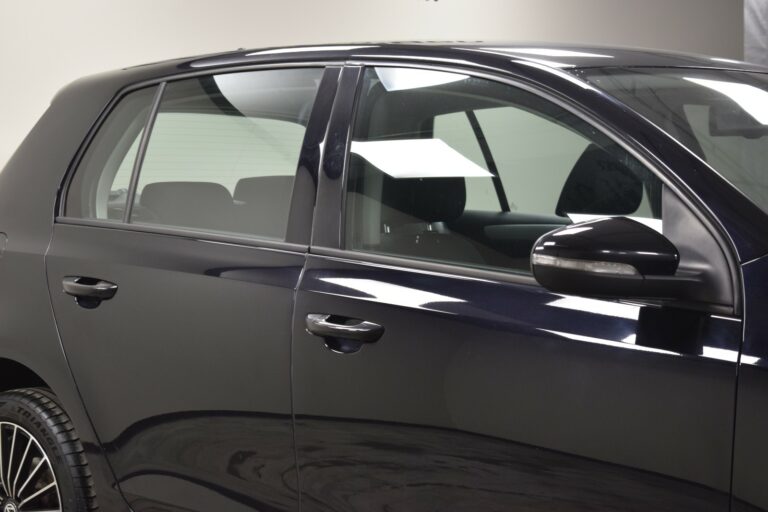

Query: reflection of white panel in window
[[567, 214, 663, 233], [684, 77, 768, 124], [350, 139, 494, 179], [375, 68, 468, 92], [434, 112, 500, 211]]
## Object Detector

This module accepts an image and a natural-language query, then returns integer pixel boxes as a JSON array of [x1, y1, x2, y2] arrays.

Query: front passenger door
[[291, 66, 740, 511]]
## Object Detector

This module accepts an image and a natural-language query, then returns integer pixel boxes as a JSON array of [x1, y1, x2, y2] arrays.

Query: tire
[[0, 388, 96, 511]]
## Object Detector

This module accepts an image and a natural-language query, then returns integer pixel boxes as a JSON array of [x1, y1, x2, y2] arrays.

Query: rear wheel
[[0, 389, 95, 511]]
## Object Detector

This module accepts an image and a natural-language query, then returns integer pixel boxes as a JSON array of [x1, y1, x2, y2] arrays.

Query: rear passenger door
[[46, 66, 338, 511], [291, 66, 740, 511]]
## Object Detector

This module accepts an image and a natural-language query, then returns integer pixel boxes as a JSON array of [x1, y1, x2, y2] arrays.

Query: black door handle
[[62, 276, 118, 309], [306, 314, 384, 353]]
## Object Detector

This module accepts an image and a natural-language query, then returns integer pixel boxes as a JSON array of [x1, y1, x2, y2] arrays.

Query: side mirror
[[531, 217, 701, 300]]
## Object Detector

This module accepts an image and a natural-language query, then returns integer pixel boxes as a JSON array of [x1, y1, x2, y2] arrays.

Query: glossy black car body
[[3, 43, 768, 511]]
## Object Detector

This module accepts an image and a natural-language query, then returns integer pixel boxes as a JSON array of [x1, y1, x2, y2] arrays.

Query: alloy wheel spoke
[[18, 481, 56, 508], [11, 436, 32, 499], [0, 424, 6, 498], [6, 425, 16, 495], [0, 421, 61, 511], [15, 456, 45, 503]]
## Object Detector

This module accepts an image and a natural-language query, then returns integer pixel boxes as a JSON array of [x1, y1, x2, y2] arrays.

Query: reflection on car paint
[[318, 276, 465, 311]]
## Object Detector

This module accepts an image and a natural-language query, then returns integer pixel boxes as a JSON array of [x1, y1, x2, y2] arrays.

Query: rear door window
[[66, 86, 157, 221], [66, 68, 324, 241]]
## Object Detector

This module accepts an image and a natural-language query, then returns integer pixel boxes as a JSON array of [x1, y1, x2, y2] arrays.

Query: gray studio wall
[[746, 0, 768, 65], [0, 0, 744, 169]]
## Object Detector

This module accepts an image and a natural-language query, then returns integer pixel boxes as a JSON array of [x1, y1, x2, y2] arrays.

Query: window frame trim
[[55, 216, 309, 254], [122, 82, 166, 223], [316, 60, 741, 314], [56, 61, 344, 252]]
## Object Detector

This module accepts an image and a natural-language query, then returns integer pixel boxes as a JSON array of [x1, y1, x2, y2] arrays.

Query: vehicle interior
[[345, 69, 662, 274], [583, 68, 768, 213], [69, 69, 323, 242]]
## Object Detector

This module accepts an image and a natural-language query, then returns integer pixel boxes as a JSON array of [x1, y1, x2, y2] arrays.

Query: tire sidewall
[[0, 392, 75, 511]]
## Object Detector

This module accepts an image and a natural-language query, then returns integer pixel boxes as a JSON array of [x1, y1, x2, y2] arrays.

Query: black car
[[1, 42, 768, 512]]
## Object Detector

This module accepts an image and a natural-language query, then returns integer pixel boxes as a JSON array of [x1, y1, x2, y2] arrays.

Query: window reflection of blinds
[[111, 132, 142, 191], [139, 113, 306, 193]]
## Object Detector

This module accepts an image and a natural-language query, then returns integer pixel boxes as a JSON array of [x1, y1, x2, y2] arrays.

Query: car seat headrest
[[556, 144, 643, 217]]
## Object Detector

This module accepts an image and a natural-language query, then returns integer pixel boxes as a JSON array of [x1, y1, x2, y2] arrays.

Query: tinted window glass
[[433, 112, 500, 211], [584, 69, 768, 217], [131, 68, 323, 239], [66, 86, 157, 220], [345, 67, 661, 274]]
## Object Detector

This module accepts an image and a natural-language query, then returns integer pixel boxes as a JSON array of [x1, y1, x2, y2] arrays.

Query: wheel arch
[[0, 357, 49, 393]]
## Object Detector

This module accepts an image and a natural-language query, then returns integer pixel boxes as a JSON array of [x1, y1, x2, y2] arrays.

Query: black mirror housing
[[531, 217, 702, 300]]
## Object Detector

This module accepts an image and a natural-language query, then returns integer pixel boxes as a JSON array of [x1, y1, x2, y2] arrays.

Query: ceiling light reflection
[[684, 77, 768, 124], [246, 45, 375, 56], [485, 48, 614, 59], [567, 214, 663, 233], [375, 67, 467, 92], [547, 295, 640, 320], [702, 346, 760, 365], [512, 60, 596, 90], [320, 277, 464, 311], [510, 56, 574, 68], [552, 226, 592, 236], [741, 354, 762, 365], [541, 329, 680, 356]]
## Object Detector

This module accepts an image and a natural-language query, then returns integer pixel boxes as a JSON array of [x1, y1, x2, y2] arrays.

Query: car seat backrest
[[233, 175, 295, 239], [377, 174, 485, 264], [139, 181, 234, 231]]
